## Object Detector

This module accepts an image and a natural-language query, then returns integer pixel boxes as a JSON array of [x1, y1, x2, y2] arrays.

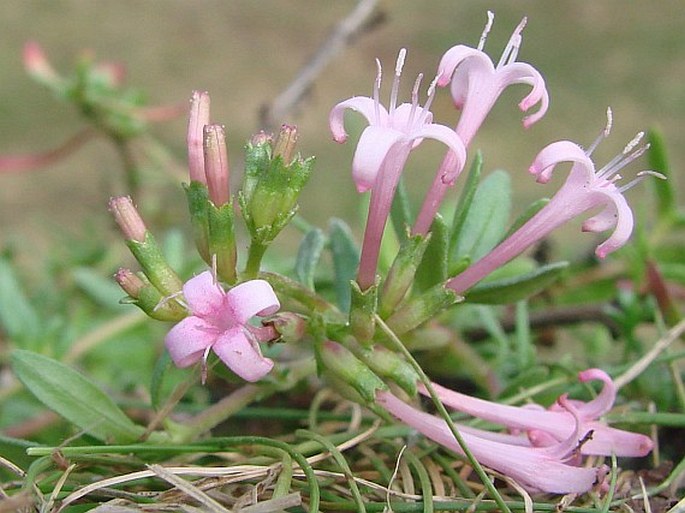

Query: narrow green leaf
[[328, 218, 359, 313], [449, 151, 483, 263], [453, 169, 511, 262], [150, 352, 173, 410], [647, 129, 676, 219], [466, 261, 569, 304], [11, 350, 144, 443], [295, 228, 326, 290], [72, 267, 126, 311], [0, 257, 41, 346], [390, 178, 412, 242], [415, 214, 448, 292]]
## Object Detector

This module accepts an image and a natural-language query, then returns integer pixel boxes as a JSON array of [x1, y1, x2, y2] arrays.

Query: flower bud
[[239, 125, 314, 245], [203, 124, 230, 206], [109, 196, 183, 297], [115, 269, 186, 321], [318, 340, 386, 404], [187, 90, 210, 184], [385, 283, 462, 336], [269, 312, 307, 343]]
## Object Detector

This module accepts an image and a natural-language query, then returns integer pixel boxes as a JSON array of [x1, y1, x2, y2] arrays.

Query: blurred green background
[[1, 0, 683, 265]]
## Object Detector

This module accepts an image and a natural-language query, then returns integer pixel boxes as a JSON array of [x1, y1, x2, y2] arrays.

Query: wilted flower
[[419, 368, 653, 457], [377, 389, 603, 494], [165, 271, 280, 382]]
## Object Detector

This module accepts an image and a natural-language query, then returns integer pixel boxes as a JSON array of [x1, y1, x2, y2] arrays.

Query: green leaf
[[466, 261, 569, 304], [11, 350, 144, 443], [647, 129, 676, 219], [0, 257, 41, 346], [328, 218, 359, 313], [295, 228, 326, 290], [452, 169, 511, 262], [449, 151, 483, 263], [72, 267, 126, 311], [415, 214, 449, 292]]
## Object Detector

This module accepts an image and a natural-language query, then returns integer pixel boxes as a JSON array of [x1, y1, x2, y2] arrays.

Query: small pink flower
[[330, 49, 466, 289], [165, 271, 280, 382], [377, 390, 602, 494], [413, 12, 548, 234], [447, 116, 660, 294], [419, 368, 653, 458], [437, 12, 548, 147]]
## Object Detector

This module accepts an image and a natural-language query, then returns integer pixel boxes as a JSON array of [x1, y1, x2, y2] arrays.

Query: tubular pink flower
[[446, 123, 658, 294], [414, 13, 549, 234], [187, 90, 211, 184], [418, 368, 653, 457], [377, 389, 601, 494], [329, 50, 466, 289], [165, 271, 280, 382]]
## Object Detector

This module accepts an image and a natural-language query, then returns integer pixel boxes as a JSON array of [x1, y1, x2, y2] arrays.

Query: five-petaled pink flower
[[165, 271, 280, 382], [413, 12, 549, 234], [447, 117, 660, 294], [330, 49, 466, 289]]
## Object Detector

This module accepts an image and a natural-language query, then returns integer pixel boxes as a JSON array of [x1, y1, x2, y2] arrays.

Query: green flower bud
[[380, 233, 430, 318]]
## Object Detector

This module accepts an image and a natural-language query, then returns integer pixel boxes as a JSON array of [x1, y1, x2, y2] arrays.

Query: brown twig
[[464, 304, 620, 342], [259, 0, 383, 130]]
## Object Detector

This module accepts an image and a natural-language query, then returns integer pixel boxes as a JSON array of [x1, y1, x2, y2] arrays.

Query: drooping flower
[[330, 49, 466, 289], [165, 271, 280, 382], [377, 389, 603, 494], [414, 12, 549, 234], [419, 368, 653, 457], [446, 114, 662, 294]]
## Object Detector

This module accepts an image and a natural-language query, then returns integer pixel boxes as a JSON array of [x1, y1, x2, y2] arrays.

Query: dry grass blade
[[615, 318, 685, 389], [238, 493, 301, 513], [43, 463, 76, 513], [148, 465, 231, 513], [0, 455, 25, 477]]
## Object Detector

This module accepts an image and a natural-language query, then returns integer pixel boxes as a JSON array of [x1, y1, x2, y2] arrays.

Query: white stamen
[[211, 253, 218, 283], [597, 141, 649, 181], [622, 131, 644, 155], [373, 58, 382, 123], [478, 11, 495, 51], [420, 75, 439, 122], [408, 73, 424, 129], [497, 16, 527, 68], [618, 170, 667, 193], [154, 290, 186, 311], [586, 107, 613, 156], [390, 48, 407, 113]]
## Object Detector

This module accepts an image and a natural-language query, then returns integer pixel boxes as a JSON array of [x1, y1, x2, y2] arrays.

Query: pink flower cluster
[[330, 12, 657, 294]]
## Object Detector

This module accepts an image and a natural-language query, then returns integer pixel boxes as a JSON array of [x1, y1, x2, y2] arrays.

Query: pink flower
[[330, 49, 466, 289], [437, 12, 548, 147], [446, 119, 659, 294], [413, 13, 549, 234], [165, 271, 280, 382], [377, 390, 603, 494], [419, 368, 653, 458]]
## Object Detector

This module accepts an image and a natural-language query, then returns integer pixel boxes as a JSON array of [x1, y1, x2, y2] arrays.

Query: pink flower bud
[[109, 196, 147, 242], [203, 124, 230, 206]]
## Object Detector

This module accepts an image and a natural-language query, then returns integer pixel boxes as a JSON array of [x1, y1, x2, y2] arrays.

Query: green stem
[[374, 314, 511, 513], [245, 240, 268, 279]]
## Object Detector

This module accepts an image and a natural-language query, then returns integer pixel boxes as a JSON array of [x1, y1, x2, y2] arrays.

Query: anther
[[478, 11, 495, 51], [390, 48, 407, 113]]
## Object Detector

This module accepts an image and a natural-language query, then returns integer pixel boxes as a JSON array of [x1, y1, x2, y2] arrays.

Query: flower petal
[[329, 96, 387, 144], [436, 45, 494, 88], [182, 271, 226, 318], [497, 62, 549, 128], [351, 125, 406, 193], [528, 140, 594, 184], [225, 279, 280, 324], [212, 327, 274, 382], [585, 191, 634, 258], [165, 315, 217, 368], [410, 123, 467, 185]]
